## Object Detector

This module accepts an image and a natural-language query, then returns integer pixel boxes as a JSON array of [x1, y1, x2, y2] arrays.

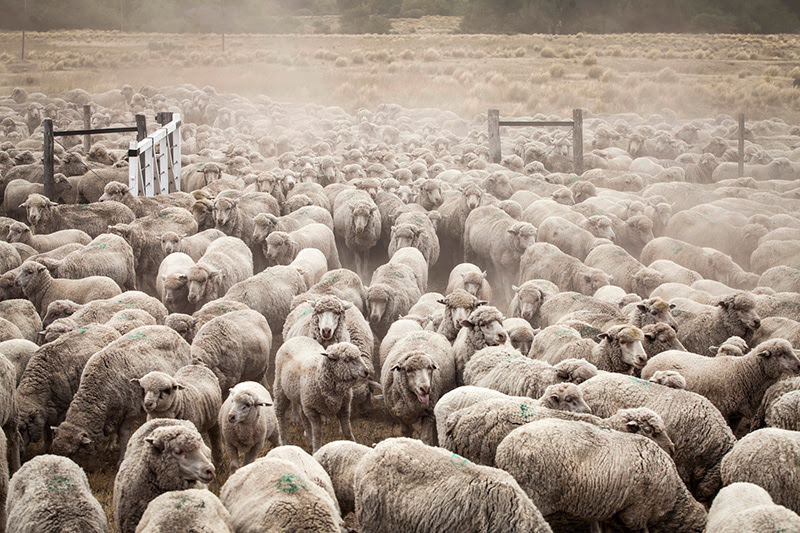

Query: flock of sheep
[[0, 80, 799, 532]]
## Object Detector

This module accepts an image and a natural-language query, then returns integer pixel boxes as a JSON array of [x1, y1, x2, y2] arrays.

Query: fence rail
[[128, 112, 182, 197]]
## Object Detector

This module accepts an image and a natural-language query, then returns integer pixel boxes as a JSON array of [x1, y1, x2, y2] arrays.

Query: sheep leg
[[336, 402, 355, 443], [117, 417, 136, 465], [268, 430, 282, 448], [419, 415, 437, 447], [300, 409, 316, 451], [243, 445, 259, 467], [207, 424, 224, 466], [226, 443, 240, 472], [274, 391, 290, 445], [400, 421, 414, 438]]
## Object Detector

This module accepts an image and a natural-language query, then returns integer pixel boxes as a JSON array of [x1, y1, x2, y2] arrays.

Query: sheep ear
[[636, 304, 647, 312], [130, 378, 141, 386], [598, 332, 610, 341], [555, 367, 570, 379], [390, 364, 402, 372], [512, 285, 519, 293], [322, 351, 339, 361], [342, 301, 353, 310], [257, 401, 272, 407], [669, 303, 676, 310], [18, 202, 26, 209], [507, 227, 519, 235], [626, 420, 640, 432], [476, 300, 488, 306], [436, 298, 446, 305], [178, 274, 187, 282], [708, 346, 719, 354], [79, 433, 92, 445], [644, 332, 656, 342], [174, 384, 185, 390], [208, 269, 221, 279], [757, 347, 772, 358], [145, 435, 165, 451]]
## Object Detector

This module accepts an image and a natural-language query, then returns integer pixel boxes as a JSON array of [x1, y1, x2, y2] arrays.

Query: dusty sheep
[[642, 339, 800, 428], [132, 364, 223, 462], [219, 380, 279, 471], [104, 308, 157, 335], [265, 223, 341, 269], [435, 289, 483, 342], [495, 418, 706, 531], [673, 291, 761, 354], [642, 322, 686, 359], [354, 437, 551, 533], [313, 440, 372, 516], [0, 299, 41, 343], [46, 291, 168, 329], [274, 338, 369, 452], [452, 305, 508, 385], [580, 372, 736, 502], [160, 228, 225, 262], [706, 482, 800, 533], [624, 296, 678, 331], [220, 456, 341, 533], [508, 279, 558, 328], [99, 181, 193, 218], [136, 489, 233, 533], [224, 265, 306, 336], [366, 261, 421, 341], [251, 206, 333, 244], [0, 241, 21, 276], [22, 193, 134, 238], [156, 252, 195, 314], [186, 236, 253, 307], [51, 326, 191, 463], [709, 335, 749, 356], [381, 329, 456, 445], [15, 260, 121, 316], [519, 242, 611, 296], [6, 221, 91, 253], [388, 210, 441, 267], [264, 445, 340, 516], [113, 418, 215, 533], [532, 324, 597, 363], [585, 243, 665, 298], [445, 262, 492, 301], [332, 189, 381, 282], [503, 317, 535, 355], [536, 215, 611, 262], [6, 454, 107, 533]]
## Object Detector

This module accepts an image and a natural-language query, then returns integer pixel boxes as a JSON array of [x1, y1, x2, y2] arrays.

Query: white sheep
[[452, 305, 508, 385], [219, 381, 280, 472], [135, 489, 233, 533], [706, 482, 800, 532]]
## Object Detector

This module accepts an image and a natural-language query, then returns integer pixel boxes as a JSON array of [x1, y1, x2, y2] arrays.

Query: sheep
[[354, 437, 551, 533], [108, 207, 199, 295], [212, 194, 258, 245], [160, 228, 225, 261], [288, 247, 327, 289], [641, 322, 686, 359], [219, 381, 280, 471], [381, 329, 456, 445], [759, 265, 800, 294], [503, 317, 535, 355], [641, 339, 800, 429], [113, 418, 215, 533], [445, 262, 492, 301], [99, 181, 193, 217], [495, 418, 706, 532], [313, 440, 372, 516], [186, 236, 253, 307], [536, 215, 611, 261], [519, 242, 611, 296], [14, 260, 121, 316], [648, 369, 687, 389], [220, 456, 341, 533], [224, 265, 307, 336], [132, 364, 223, 462], [437, 183, 484, 265], [45, 291, 168, 329], [6, 222, 91, 252], [721, 428, 800, 515], [625, 296, 679, 331], [22, 193, 134, 237], [332, 189, 381, 282], [136, 489, 233, 533], [366, 260, 421, 341], [445, 399, 673, 467], [388, 210, 441, 267], [580, 372, 736, 502], [50, 326, 191, 463], [0, 353, 20, 473], [0, 298, 41, 343], [706, 482, 800, 533], [463, 205, 537, 303], [0, 339, 36, 384], [452, 304, 508, 385], [532, 324, 598, 363], [274, 338, 369, 452], [710, 335, 749, 356], [191, 309, 272, 394], [251, 206, 333, 243], [435, 288, 483, 342], [507, 279, 557, 328], [37, 232, 136, 292], [585, 243, 665, 298], [6, 454, 108, 533], [283, 295, 352, 347], [0, 241, 21, 276], [292, 268, 366, 315], [466, 346, 599, 397], [673, 292, 762, 354], [265, 223, 341, 270], [156, 252, 195, 314], [3, 174, 74, 219]]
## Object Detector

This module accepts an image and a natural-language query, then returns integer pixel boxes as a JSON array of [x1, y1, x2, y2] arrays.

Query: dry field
[[4, 18, 800, 532], [1, 18, 799, 123]]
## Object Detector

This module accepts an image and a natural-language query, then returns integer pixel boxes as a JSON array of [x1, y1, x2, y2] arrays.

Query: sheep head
[[390, 224, 418, 249], [511, 283, 548, 322], [390, 350, 438, 405], [600, 325, 647, 370], [162, 273, 189, 305], [461, 305, 507, 347], [6, 221, 30, 243], [751, 339, 800, 377], [98, 181, 130, 203], [144, 425, 215, 484], [578, 267, 612, 295], [350, 201, 378, 234], [460, 183, 483, 211], [438, 289, 482, 330], [587, 215, 615, 240], [213, 195, 239, 227], [252, 213, 278, 243], [42, 299, 81, 329], [51, 420, 97, 457], [636, 296, 676, 331], [285, 194, 312, 213], [164, 313, 199, 343], [484, 172, 513, 200], [323, 342, 369, 383], [461, 269, 487, 297], [507, 222, 537, 252], [226, 387, 272, 425], [132, 371, 182, 415], [312, 296, 352, 342], [539, 383, 591, 414], [200, 162, 222, 183], [160, 231, 183, 255], [355, 178, 380, 200], [14, 260, 48, 289], [186, 264, 222, 305], [415, 179, 443, 208], [22, 193, 55, 226], [717, 292, 760, 332], [648, 370, 686, 390], [265, 231, 295, 265], [611, 407, 674, 456], [709, 336, 748, 357], [366, 284, 391, 324], [642, 323, 685, 357], [553, 358, 599, 385]]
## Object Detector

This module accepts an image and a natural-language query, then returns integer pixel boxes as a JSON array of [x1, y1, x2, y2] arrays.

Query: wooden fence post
[[43, 119, 54, 200], [488, 109, 501, 164], [738, 113, 745, 179], [573, 108, 584, 176], [83, 105, 92, 153]]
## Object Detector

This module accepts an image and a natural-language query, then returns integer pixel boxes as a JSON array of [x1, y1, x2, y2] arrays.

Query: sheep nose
[[228, 414, 236, 423], [753, 319, 761, 328], [203, 466, 215, 481], [497, 332, 506, 343], [321, 328, 331, 338]]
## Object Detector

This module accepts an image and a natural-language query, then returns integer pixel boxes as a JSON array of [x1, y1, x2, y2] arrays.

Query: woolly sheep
[[585, 243, 665, 298], [332, 189, 381, 282], [37, 232, 136, 292], [354, 437, 552, 533], [265, 223, 341, 270], [22, 193, 135, 237], [580, 372, 736, 502], [445, 262, 492, 301], [49, 291, 168, 329], [648, 369, 687, 389], [706, 482, 800, 533], [6, 454, 107, 533], [313, 440, 372, 516], [51, 326, 191, 463], [219, 381, 279, 471], [672, 291, 761, 356], [220, 456, 341, 533], [99, 181, 193, 218], [445, 399, 673, 467], [519, 242, 611, 296], [503, 317, 535, 355], [160, 228, 225, 262], [452, 304, 508, 385], [582, 324, 648, 374], [113, 419, 215, 533], [0, 299, 40, 344], [289, 247, 328, 289], [435, 289, 483, 342], [532, 324, 597, 363], [388, 210, 440, 267], [721, 428, 800, 515], [381, 329, 456, 445], [24, 248, 119, 308], [156, 252, 195, 314], [292, 268, 366, 315], [104, 308, 158, 335], [366, 261, 421, 340], [132, 364, 223, 462], [274, 338, 369, 452], [251, 206, 333, 244], [224, 265, 306, 336], [507, 279, 557, 328], [0, 241, 20, 276], [433, 385, 528, 443], [643, 339, 800, 428], [765, 390, 800, 430], [536, 215, 611, 261], [495, 418, 706, 532], [191, 309, 272, 394], [710, 335, 749, 356], [264, 445, 340, 515], [283, 294, 353, 348], [135, 489, 233, 533], [6, 222, 91, 253], [648, 258, 704, 285], [186, 236, 253, 306], [388, 245, 428, 294]]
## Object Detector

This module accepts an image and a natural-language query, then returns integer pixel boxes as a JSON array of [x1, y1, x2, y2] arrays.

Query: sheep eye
[[162, 389, 171, 395], [644, 427, 653, 434], [564, 396, 574, 403]]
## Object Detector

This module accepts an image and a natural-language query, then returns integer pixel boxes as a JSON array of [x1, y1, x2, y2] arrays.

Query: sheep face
[[390, 351, 438, 405], [355, 179, 379, 200], [618, 408, 675, 456], [642, 323, 685, 357], [718, 294, 761, 331], [351, 203, 377, 234], [325, 342, 370, 382], [145, 427, 215, 484], [186, 265, 220, 305], [461, 271, 486, 297], [14, 261, 46, 289], [390, 225, 417, 249], [98, 182, 129, 203], [214, 197, 238, 227], [637, 298, 677, 331], [508, 222, 537, 252], [466, 318, 507, 347], [164, 314, 198, 343], [313, 298, 352, 342], [554, 359, 599, 385], [754, 340, 800, 378], [192, 200, 214, 230], [44, 318, 77, 343], [252, 214, 277, 244], [485, 173, 513, 200], [132, 372, 181, 415], [462, 185, 483, 211], [160, 232, 182, 255], [587, 216, 615, 240], [23, 194, 54, 226], [51, 421, 97, 457], [17, 409, 45, 448], [578, 269, 611, 295], [540, 383, 591, 414], [265, 232, 293, 265], [648, 370, 686, 390], [551, 189, 574, 206], [512, 285, 544, 322], [201, 163, 221, 184], [602, 326, 647, 370], [226, 389, 271, 425], [285, 194, 311, 213], [417, 181, 443, 208], [6, 222, 29, 243], [397, 186, 413, 204]]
